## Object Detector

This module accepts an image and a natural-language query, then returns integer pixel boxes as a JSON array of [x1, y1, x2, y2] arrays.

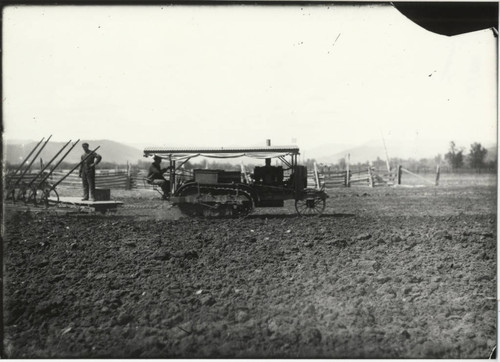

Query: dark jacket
[[147, 162, 170, 182]]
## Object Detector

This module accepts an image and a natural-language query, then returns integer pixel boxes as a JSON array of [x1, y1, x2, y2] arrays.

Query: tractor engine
[[253, 165, 284, 186]]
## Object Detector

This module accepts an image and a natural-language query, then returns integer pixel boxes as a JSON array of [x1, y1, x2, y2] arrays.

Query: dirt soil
[[2, 183, 497, 358]]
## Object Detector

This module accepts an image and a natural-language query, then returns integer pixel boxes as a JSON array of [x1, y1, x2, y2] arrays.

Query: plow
[[5, 138, 121, 213]]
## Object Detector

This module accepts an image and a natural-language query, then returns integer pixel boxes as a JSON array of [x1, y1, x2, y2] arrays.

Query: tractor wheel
[[295, 194, 326, 216]]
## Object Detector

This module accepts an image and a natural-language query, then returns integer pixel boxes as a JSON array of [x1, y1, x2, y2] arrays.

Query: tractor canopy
[[143, 145, 300, 161]]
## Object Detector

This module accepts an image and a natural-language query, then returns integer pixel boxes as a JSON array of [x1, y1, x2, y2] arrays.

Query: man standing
[[79, 142, 102, 201], [147, 155, 171, 198]]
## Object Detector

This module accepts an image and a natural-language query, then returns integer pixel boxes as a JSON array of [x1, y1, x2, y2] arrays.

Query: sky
[[2, 4, 497, 157]]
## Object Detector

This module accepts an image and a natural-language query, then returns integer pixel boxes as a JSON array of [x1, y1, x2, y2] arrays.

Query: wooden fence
[[307, 165, 442, 189], [46, 169, 195, 190], [5, 169, 146, 191], [6, 166, 398, 192], [45, 169, 156, 190], [319, 168, 396, 188]]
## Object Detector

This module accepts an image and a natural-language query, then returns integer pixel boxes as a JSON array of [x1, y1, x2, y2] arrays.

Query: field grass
[[400, 172, 496, 187]]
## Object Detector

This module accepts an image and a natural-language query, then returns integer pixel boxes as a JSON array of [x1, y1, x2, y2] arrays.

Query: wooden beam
[[346, 153, 350, 187], [368, 167, 374, 187], [401, 167, 435, 185], [313, 162, 320, 189]]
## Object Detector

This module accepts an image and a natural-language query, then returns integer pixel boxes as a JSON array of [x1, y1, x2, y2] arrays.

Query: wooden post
[[368, 167, 374, 187], [265, 139, 271, 166], [397, 165, 402, 185], [126, 161, 131, 190], [346, 153, 350, 187], [169, 155, 175, 193], [435, 165, 440, 186], [313, 162, 320, 189]]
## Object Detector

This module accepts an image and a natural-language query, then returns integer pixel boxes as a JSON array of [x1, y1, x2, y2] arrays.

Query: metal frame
[[30, 140, 82, 205], [35, 140, 81, 190], [36, 145, 100, 207], [7, 137, 45, 180], [6, 135, 52, 201], [143, 145, 300, 155], [20, 140, 73, 203], [6, 141, 101, 207]]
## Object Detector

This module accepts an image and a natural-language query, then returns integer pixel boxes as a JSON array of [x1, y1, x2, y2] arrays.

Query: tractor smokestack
[[266, 139, 271, 166]]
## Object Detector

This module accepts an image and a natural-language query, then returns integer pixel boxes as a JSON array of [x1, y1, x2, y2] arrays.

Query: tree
[[417, 158, 434, 173], [445, 141, 464, 170], [468, 142, 488, 170], [487, 159, 497, 170]]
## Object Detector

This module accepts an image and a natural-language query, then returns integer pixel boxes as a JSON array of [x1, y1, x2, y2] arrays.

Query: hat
[[82, 142, 89, 147], [153, 155, 162, 161]]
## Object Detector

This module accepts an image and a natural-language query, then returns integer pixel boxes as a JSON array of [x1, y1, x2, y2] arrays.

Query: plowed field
[[3, 180, 497, 358]]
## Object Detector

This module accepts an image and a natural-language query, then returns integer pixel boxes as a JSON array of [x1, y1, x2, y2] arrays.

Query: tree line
[[444, 141, 493, 171], [317, 141, 495, 174]]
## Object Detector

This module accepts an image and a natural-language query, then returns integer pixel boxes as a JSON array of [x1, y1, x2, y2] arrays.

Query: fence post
[[397, 165, 402, 185], [126, 162, 131, 190], [435, 165, 440, 186], [313, 162, 320, 189], [368, 167, 374, 187], [346, 153, 350, 187]]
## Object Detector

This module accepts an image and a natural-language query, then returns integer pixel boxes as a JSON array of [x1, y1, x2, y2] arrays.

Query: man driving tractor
[[147, 155, 172, 198]]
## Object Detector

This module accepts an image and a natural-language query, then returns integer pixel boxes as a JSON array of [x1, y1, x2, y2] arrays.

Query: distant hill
[[300, 142, 356, 162], [4, 139, 144, 166], [311, 138, 497, 165], [5, 138, 495, 167], [312, 138, 444, 164]]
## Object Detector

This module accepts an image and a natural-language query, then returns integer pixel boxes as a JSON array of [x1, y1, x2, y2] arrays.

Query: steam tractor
[[143, 145, 328, 217]]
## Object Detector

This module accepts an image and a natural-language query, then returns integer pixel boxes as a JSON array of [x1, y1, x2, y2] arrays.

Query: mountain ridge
[[4, 139, 144, 166], [313, 138, 497, 164], [4, 138, 496, 166]]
